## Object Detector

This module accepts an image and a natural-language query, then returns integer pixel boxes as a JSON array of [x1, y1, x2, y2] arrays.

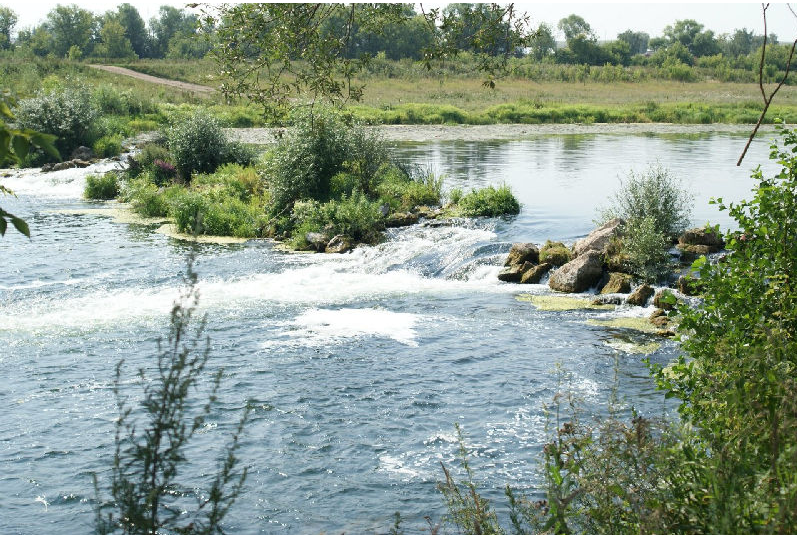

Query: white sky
[[6, 1, 797, 43]]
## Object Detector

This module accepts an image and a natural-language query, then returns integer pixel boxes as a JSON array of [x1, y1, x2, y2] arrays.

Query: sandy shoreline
[[227, 123, 772, 144]]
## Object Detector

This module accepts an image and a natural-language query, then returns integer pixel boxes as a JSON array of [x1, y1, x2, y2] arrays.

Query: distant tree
[[114, 3, 149, 58], [663, 18, 718, 57], [528, 22, 556, 60], [724, 28, 755, 57], [0, 6, 17, 50], [617, 29, 649, 55], [602, 39, 632, 66], [44, 4, 96, 58], [557, 14, 595, 43], [149, 6, 196, 58], [648, 36, 667, 51], [442, 3, 515, 55], [94, 18, 136, 59]]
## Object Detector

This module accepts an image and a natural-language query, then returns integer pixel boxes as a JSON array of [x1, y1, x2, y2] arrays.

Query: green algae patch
[[605, 338, 661, 355], [48, 206, 170, 225], [586, 316, 660, 333], [517, 294, 615, 311]]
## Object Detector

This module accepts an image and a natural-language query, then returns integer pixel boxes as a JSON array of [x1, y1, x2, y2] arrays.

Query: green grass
[[84, 172, 120, 200]]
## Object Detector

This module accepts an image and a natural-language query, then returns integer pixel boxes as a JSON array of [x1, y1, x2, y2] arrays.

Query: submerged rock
[[600, 272, 632, 294], [548, 252, 603, 293], [520, 262, 552, 284], [539, 241, 571, 266], [325, 234, 353, 254], [517, 294, 615, 311], [498, 261, 535, 283], [504, 243, 539, 267], [626, 284, 654, 306], [573, 218, 624, 257]]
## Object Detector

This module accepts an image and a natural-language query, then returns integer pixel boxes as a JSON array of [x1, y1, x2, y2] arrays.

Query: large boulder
[[498, 261, 535, 283], [677, 227, 724, 255], [626, 284, 654, 306], [600, 272, 633, 294], [548, 252, 603, 293], [573, 218, 624, 257], [504, 243, 539, 267], [539, 241, 571, 267], [520, 263, 552, 284]]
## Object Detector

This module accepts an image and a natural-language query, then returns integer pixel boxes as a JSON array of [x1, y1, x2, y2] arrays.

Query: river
[[0, 131, 777, 533]]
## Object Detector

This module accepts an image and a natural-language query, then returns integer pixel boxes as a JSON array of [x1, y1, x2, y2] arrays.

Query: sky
[[7, 1, 797, 43]]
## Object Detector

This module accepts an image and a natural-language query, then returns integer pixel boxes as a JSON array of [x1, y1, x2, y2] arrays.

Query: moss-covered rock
[[653, 289, 678, 310], [539, 241, 571, 266], [573, 218, 624, 257], [548, 252, 604, 293], [504, 243, 539, 267], [678, 274, 703, 296], [600, 272, 633, 294], [520, 263, 552, 284], [626, 283, 654, 306], [498, 261, 535, 283]]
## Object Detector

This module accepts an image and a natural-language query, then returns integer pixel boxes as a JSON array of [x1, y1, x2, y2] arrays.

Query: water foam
[[0, 160, 123, 199], [288, 307, 419, 347]]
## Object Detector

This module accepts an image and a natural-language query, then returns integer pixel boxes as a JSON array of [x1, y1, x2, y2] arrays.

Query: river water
[[0, 132, 776, 533]]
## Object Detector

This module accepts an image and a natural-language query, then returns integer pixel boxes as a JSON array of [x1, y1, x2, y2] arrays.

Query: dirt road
[[89, 65, 215, 94]]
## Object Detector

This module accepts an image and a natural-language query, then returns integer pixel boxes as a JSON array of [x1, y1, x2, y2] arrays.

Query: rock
[[656, 329, 676, 338], [650, 315, 671, 328], [520, 263, 552, 284], [548, 252, 603, 293], [592, 295, 625, 305], [72, 159, 91, 168], [539, 240, 571, 266], [626, 284, 654, 306], [414, 205, 439, 218], [504, 243, 539, 267], [649, 308, 666, 320], [41, 163, 55, 172], [600, 272, 633, 294], [653, 290, 677, 310], [52, 161, 77, 171], [573, 218, 624, 257], [325, 234, 353, 254], [70, 146, 94, 161], [379, 204, 390, 217], [385, 212, 419, 228], [678, 275, 702, 296], [678, 226, 724, 250], [304, 232, 329, 252], [498, 261, 535, 283]]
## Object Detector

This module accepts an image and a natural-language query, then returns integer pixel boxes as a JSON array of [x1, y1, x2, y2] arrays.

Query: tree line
[[0, 2, 789, 69]]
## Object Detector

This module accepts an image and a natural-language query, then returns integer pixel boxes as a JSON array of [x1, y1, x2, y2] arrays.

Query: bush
[[288, 190, 385, 247], [93, 134, 123, 158], [170, 188, 265, 238], [456, 185, 520, 217], [84, 171, 119, 200], [168, 109, 229, 181], [375, 165, 442, 211], [123, 176, 173, 217], [14, 84, 100, 157], [599, 164, 693, 240], [621, 216, 672, 282]]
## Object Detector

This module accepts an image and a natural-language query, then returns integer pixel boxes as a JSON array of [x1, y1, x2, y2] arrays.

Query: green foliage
[[123, 176, 172, 217], [539, 240, 571, 266], [84, 171, 120, 200], [455, 185, 520, 217], [93, 259, 250, 534], [167, 109, 228, 181], [600, 164, 693, 240], [93, 134, 123, 158], [621, 216, 672, 283], [14, 84, 100, 157], [375, 165, 443, 211], [288, 191, 385, 248]]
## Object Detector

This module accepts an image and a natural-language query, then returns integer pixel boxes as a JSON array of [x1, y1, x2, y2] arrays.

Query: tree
[[149, 6, 196, 58], [724, 27, 755, 57], [95, 18, 136, 59], [528, 22, 556, 61], [663, 18, 718, 57], [208, 3, 530, 119], [114, 3, 149, 58], [557, 14, 594, 43], [0, 5, 17, 50], [617, 29, 649, 55], [44, 4, 96, 58]]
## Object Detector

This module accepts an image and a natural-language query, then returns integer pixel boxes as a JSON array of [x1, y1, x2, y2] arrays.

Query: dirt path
[[89, 65, 215, 94]]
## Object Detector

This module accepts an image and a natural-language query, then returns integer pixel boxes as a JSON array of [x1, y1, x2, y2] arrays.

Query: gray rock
[[504, 243, 539, 267], [600, 272, 632, 294], [520, 262, 552, 284], [304, 232, 329, 252], [678, 226, 724, 250], [573, 218, 624, 257], [626, 284, 654, 306], [548, 252, 603, 293], [70, 146, 94, 161], [52, 161, 77, 171], [72, 159, 91, 168], [325, 234, 353, 254], [385, 212, 419, 228], [592, 295, 625, 305]]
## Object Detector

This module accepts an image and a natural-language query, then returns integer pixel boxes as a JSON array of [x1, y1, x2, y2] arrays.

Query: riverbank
[[228, 122, 774, 144]]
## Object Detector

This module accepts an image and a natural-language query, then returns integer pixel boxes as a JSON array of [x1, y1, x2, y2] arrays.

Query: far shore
[[227, 123, 775, 144]]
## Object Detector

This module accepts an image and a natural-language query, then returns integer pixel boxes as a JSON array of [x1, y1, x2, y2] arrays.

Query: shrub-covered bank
[[87, 108, 520, 249]]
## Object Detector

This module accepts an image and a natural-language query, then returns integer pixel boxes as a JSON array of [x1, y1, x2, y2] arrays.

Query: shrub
[[168, 109, 228, 181], [151, 159, 177, 186], [375, 165, 442, 211], [93, 134, 123, 158], [621, 216, 672, 282], [84, 171, 119, 200], [14, 84, 100, 157], [599, 164, 693, 240], [124, 176, 173, 217], [170, 185, 266, 238], [289, 191, 385, 247], [457, 185, 520, 217], [192, 164, 264, 202], [222, 141, 259, 168]]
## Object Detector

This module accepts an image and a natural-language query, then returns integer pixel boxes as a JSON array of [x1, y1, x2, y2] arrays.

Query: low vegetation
[[84, 171, 119, 200], [448, 185, 521, 217]]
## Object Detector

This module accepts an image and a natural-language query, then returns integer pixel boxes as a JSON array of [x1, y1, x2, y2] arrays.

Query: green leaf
[[0, 128, 10, 162], [0, 101, 12, 119], [28, 131, 61, 160], [10, 215, 30, 238], [11, 134, 30, 161], [691, 256, 706, 270]]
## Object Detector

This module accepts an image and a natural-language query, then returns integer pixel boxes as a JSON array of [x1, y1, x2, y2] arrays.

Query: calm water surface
[[0, 132, 776, 533]]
